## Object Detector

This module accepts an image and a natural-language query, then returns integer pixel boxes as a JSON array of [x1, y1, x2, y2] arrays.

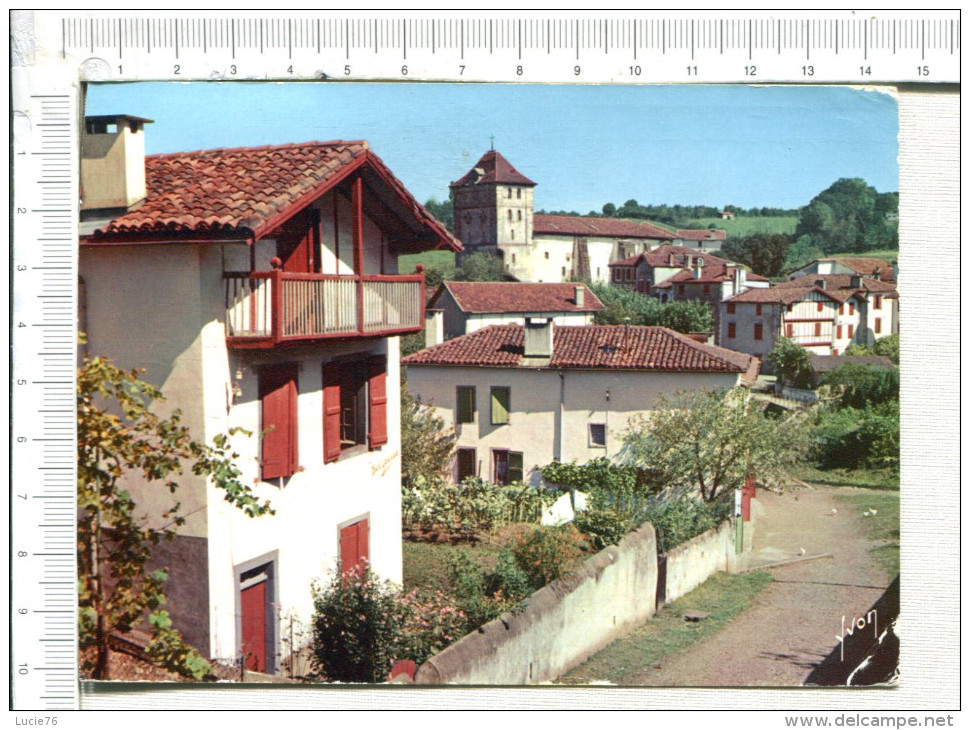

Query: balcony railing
[[225, 270, 424, 347]]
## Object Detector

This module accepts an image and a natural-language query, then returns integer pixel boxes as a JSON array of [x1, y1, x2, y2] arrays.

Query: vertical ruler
[[11, 69, 80, 710]]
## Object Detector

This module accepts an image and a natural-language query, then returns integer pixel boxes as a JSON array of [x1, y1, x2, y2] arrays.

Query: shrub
[[820, 363, 899, 409], [484, 550, 532, 603], [145, 610, 211, 680], [310, 563, 407, 683], [857, 401, 900, 471], [446, 549, 518, 628], [572, 494, 638, 550], [539, 457, 653, 503], [509, 524, 587, 591], [767, 337, 812, 388], [640, 496, 730, 554], [398, 588, 469, 665]]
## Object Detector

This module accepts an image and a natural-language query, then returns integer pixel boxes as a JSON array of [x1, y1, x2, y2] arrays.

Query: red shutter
[[368, 357, 388, 449], [277, 208, 321, 273], [340, 519, 369, 577], [322, 363, 342, 464], [837, 325, 843, 339], [814, 322, 822, 336], [259, 364, 298, 480]]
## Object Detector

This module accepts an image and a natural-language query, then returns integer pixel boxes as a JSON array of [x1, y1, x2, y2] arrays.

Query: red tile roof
[[824, 257, 895, 281], [451, 150, 537, 187], [404, 324, 757, 380], [726, 285, 851, 305], [676, 228, 727, 241], [653, 263, 769, 287], [609, 245, 732, 269], [534, 215, 676, 240], [777, 274, 898, 298], [436, 281, 604, 313], [83, 141, 461, 251]]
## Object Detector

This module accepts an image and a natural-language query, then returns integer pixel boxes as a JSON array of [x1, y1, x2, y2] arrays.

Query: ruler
[[8, 8, 959, 712]]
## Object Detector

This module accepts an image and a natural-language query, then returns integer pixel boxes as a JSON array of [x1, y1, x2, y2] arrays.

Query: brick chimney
[[81, 114, 153, 213], [524, 317, 554, 358]]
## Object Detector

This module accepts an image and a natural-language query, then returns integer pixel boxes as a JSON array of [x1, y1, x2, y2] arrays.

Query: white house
[[426, 281, 603, 341], [787, 256, 896, 282], [450, 149, 720, 283], [79, 115, 460, 674], [403, 322, 758, 486], [775, 274, 899, 340], [720, 280, 881, 365]]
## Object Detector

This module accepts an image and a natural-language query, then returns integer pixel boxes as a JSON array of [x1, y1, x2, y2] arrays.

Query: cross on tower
[[489, 135, 495, 150]]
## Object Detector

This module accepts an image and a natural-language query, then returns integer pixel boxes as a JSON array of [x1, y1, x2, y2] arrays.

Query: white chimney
[[693, 259, 703, 278], [574, 284, 585, 308], [424, 309, 444, 348], [524, 317, 554, 358], [81, 114, 153, 211]]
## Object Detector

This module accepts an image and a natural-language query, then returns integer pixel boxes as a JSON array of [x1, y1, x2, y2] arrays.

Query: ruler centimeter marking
[[12, 87, 80, 711], [35, 12, 961, 83], [9, 9, 959, 711]]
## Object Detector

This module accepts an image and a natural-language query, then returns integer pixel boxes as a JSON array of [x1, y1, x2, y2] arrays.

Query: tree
[[589, 283, 712, 333], [423, 195, 454, 233], [720, 233, 791, 277], [400, 383, 456, 487], [794, 178, 897, 253], [845, 332, 899, 365], [78, 349, 273, 679], [767, 337, 812, 388], [620, 388, 808, 502], [453, 252, 513, 282], [601, 202, 617, 217], [784, 235, 825, 274]]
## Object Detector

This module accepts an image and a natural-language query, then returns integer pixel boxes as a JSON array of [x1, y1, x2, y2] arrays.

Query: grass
[[402, 529, 521, 592], [558, 571, 773, 685], [399, 250, 456, 273], [685, 216, 798, 237], [822, 248, 899, 261], [790, 463, 899, 491], [835, 491, 900, 577]]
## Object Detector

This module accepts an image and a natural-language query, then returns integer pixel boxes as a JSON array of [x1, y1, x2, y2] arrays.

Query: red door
[[276, 208, 321, 273], [240, 580, 267, 672], [259, 364, 298, 480], [340, 519, 369, 577]]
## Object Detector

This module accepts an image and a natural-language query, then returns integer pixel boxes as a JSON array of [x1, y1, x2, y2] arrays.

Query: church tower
[[450, 150, 536, 266]]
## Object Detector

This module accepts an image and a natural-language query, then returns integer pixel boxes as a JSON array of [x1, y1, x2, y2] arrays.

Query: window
[[517, 210, 522, 221], [456, 386, 476, 424], [755, 304, 762, 316], [814, 322, 822, 337], [874, 318, 882, 334], [589, 423, 607, 448], [849, 303, 855, 315], [508, 209, 513, 221], [786, 303, 793, 312], [562, 266, 567, 277], [873, 295, 882, 310], [839, 304, 845, 315], [727, 322, 736, 339], [837, 324, 843, 339], [491, 386, 510, 425], [612, 268, 619, 281], [259, 364, 299, 481], [754, 323, 763, 341], [726, 302, 735, 314], [340, 519, 369, 577], [511, 229, 515, 240], [817, 301, 824, 312], [516, 188, 521, 199], [678, 284, 685, 296], [322, 357, 387, 464], [545, 251, 550, 260], [507, 187, 512, 198], [786, 323, 793, 337], [512, 253, 516, 263], [493, 450, 524, 484], [456, 448, 477, 482], [703, 284, 710, 295], [848, 324, 855, 338]]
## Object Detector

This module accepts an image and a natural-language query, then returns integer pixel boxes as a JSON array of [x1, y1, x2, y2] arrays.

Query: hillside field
[[685, 216, 799, 237], [399, 249, 457, 273]]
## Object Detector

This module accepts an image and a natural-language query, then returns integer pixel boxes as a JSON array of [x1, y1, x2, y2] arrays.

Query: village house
[[403, 321, 758, 486], [775, 274, 899, 339], [673, 226, 727, 253], [450, 149, 720, 283], [79, 115, 460, 673], [787, 256, 896, 282], [425, 281, 603, 342]]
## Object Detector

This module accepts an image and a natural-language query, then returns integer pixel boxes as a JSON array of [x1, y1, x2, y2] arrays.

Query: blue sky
[[86, 82, 897, 212]]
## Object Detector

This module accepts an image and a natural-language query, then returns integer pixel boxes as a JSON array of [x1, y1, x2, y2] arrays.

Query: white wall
[[406, 365, 743, 486]]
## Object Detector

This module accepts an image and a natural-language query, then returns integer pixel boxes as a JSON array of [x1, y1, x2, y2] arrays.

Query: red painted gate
[[240, 580, 267, 672]]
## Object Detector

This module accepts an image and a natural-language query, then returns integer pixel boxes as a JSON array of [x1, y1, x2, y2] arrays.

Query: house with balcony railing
[[79, 115, 460, 675]]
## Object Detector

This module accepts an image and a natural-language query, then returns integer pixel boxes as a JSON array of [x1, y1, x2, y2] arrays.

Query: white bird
[[799, 547, 806, 555], [828, 508, 838, 515]]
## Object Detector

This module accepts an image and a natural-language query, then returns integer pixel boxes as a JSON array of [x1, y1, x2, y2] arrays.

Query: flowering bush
[[310, 563, 407, 683], [509, 524, 587, 591], [398, 588, 469, 664]]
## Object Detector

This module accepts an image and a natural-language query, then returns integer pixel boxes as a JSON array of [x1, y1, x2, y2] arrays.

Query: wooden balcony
[[224, 270, 425, 347]]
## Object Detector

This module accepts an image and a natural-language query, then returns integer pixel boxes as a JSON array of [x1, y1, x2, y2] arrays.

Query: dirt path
[[623, 485, 893, 686]]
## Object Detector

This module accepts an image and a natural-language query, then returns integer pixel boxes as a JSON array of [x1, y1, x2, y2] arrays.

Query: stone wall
[[661, 520, 736, 607], [415, 522, 658, 685]]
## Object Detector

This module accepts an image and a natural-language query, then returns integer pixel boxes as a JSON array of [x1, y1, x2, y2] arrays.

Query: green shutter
[[457, 386, 475, 424], [491, 387, 510, 425], [507, 451, 524, 483]]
